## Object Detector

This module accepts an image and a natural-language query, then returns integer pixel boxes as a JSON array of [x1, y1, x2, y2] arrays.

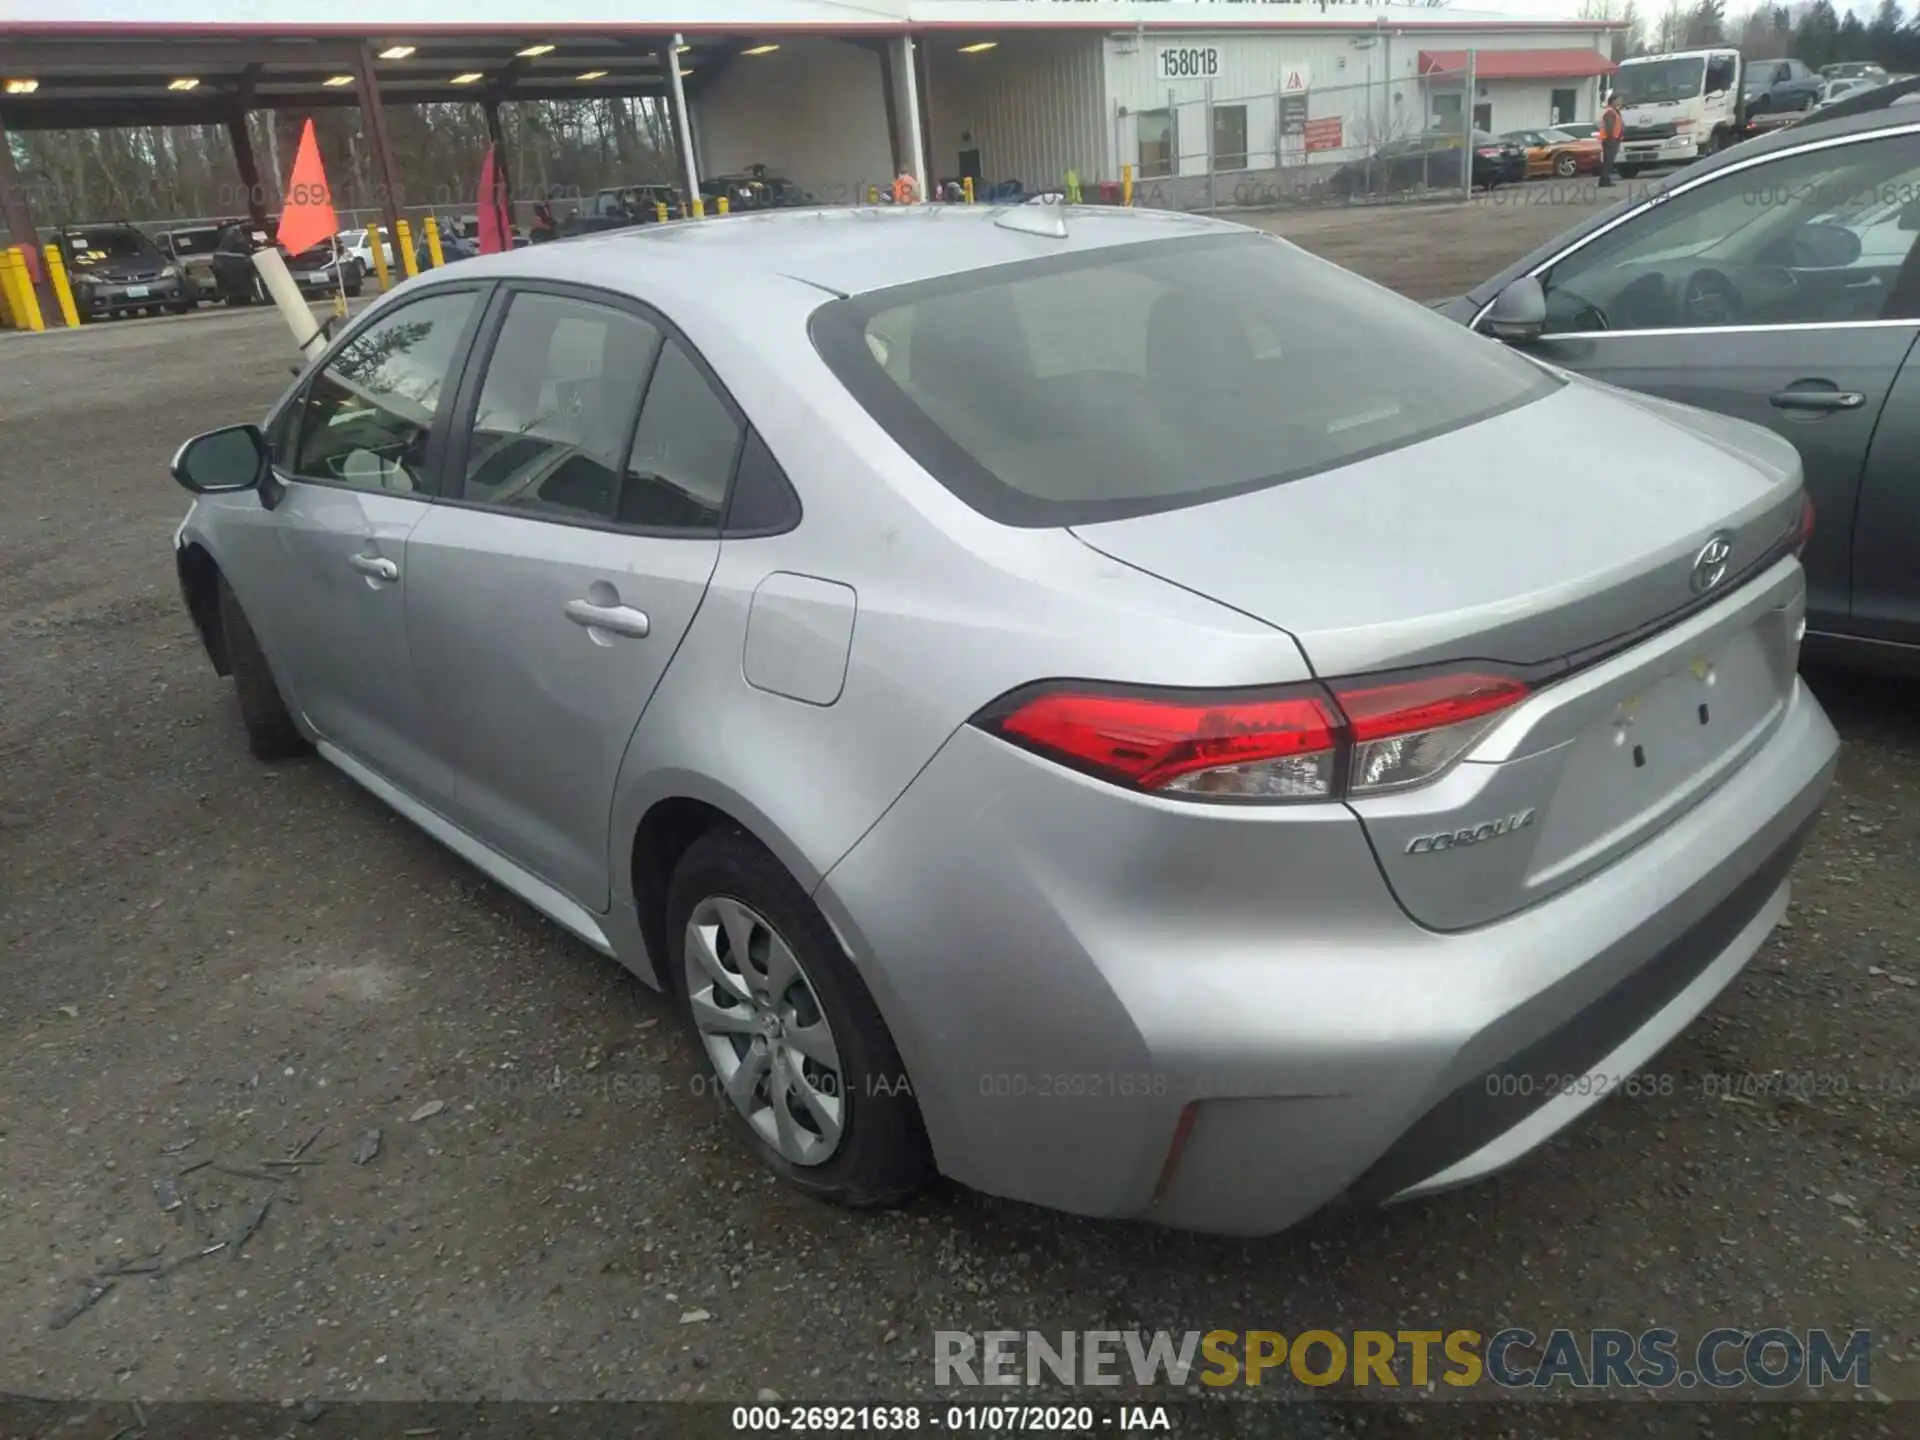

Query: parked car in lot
[[170, 204, 1837, 1234], [156, 223, 231, 301], [560, 184, 686, 236], [701, 166, 811, 211], [1327, 129, 1526, 197], [338, 226, 394, 272], [56, 222, 193, 319], [1439, 109, 1920, 674], [1503, 126, 1603, 178], [210, 219, 363, 305]]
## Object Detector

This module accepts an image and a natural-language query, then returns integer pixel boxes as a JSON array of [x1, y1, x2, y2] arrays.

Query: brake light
[[975, 670, 1531, 803], [1477, 147, 1502, 158], [1794, 492, 1815, 557], [989, 688, 1341, 799]]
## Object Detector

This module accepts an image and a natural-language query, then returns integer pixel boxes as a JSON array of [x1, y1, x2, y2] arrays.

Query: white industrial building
[[2, 0, 1626, 217], [692, 1, 1626, 207]]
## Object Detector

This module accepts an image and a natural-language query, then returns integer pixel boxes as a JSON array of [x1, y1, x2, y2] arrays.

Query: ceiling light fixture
[[3, 78, 38, 94], [323, 75, 354, 87], [741, 44, 780, 56], [516, 44, 555, 58], [576, 70, 608, 81], [168, 77, 200, 91], [450, 72, 484, 85], [959, 42, 998, 53], [378, 45, 415, 60]]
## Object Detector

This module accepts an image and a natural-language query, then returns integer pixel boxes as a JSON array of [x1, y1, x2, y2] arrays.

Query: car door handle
[[1769, 388, 1865, 412], [564, 599, 651, 639], [350, 554, 400, 581]]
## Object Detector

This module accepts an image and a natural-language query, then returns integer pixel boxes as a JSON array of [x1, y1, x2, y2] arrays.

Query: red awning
[[1419, 49, 1617, 80]]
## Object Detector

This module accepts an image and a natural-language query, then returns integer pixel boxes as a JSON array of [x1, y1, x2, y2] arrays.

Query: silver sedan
[[169, 203, 1837, 1234]]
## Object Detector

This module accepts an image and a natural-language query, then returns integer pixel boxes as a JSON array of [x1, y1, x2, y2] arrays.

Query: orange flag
[[277, 119, 338, 258]]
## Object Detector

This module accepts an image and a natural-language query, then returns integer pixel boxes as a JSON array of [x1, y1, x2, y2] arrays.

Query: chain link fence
[[1124, 56, 1498, 214]]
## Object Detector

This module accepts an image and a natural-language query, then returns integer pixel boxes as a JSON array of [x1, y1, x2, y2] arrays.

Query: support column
[[898, 34, 927, 196], [227, 110, 269, 230], [0, 111, 51, 306], [664, 34, 702, 214], [352, 42, 406, 261]]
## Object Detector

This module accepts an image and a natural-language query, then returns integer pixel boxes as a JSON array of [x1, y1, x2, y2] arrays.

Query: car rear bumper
[[817, 674, 1837, 1235]]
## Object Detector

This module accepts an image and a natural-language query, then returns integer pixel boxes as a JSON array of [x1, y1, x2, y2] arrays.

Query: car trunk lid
[[1072, 380, 1808, 928]]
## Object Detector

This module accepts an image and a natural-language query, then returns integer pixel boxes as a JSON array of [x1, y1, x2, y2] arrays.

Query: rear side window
[[810, 233, 1558, 526]]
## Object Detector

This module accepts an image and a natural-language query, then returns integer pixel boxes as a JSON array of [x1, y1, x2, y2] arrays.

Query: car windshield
[[64, 228, 155, 266], [1541, 127, 1586, 142], [810, 232, 1560, 527], [1616, 58, 1707, 104], [165, 229, 221, 256]]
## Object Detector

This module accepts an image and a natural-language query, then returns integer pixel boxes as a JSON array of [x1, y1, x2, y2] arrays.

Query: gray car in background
[[168, 206, 1836, 1235], [1439, 110, 1920, 675]]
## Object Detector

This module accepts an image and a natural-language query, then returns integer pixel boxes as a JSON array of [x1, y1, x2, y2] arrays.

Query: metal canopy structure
[[0, 34, 755, 133]]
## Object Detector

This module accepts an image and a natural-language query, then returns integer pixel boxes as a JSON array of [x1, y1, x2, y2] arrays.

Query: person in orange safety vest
[[1598, 92, 1625, 189], [891, 171, 920, 204]]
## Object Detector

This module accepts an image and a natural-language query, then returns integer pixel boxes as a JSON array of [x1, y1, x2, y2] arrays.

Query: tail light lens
[[975, 670, 1531, 804], [1793, 492, 1815, 558], [1334, 673, 1531, 796]]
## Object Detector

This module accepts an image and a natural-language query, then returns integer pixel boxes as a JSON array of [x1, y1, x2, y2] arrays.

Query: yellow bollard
[[655, 201, 668, 223], [0, 252, 16, 328], [5, 249, 45, 332], [717, 194, 730, 216], [395, 219, 419, 277], [690, 196, 706, 219], [423, 215, 446, 269], [366, 222, 394, 291], [42, 244, 80, 327], [963, 176, 975, 204], [1123, 164, 1134, 207], [868, 183, 879, 204]]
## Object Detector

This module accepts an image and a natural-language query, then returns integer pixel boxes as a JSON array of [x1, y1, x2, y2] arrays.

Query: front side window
[[288, 290, 479, 494], [460, 291, 662, 523], [1536, 132, 1920, 334], [812, 232, 1558, 528]]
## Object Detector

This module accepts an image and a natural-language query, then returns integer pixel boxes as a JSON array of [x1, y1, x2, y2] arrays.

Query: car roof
[[435, 203, 1241, 299]]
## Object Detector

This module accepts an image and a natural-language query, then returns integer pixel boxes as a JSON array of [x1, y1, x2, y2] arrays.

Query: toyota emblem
[[1690, 532, 1734, 595]]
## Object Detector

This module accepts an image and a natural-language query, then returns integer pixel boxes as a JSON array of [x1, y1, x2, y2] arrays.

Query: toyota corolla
[[168, 204, 1837, 1235]]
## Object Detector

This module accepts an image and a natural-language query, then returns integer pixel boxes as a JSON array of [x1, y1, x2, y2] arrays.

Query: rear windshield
[[65, 229, 155, 265], [809, 232, 1559, 526]]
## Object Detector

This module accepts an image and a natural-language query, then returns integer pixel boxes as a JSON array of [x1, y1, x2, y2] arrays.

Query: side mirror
[[1483, 275, 1547, 344], [170, 424, 269, 494]]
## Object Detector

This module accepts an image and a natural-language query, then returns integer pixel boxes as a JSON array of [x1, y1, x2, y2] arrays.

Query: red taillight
[[977, 670, 1531, 803], [1335, 673, 1531, 743], [991, 689, 1341, 798]]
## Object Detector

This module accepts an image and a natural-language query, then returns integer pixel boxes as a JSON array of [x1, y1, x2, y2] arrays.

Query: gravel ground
[[3, 196, 1918, 1430]]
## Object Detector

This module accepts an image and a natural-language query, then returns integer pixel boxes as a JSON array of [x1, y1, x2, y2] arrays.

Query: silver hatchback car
[[171, 205, 1838, 1235]]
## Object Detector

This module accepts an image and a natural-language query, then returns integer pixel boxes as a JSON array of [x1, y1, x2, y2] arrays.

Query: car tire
[[666, 826, 934, 1209], [216, 575, 309, 762], [1554, 152, 1579, 178]]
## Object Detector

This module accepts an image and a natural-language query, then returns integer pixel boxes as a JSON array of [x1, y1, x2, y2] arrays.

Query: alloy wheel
[[683, 895, 846, 1167]]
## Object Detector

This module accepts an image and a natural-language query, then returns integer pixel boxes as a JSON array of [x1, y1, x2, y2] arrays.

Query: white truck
[[1609, 48, 1743, 176]]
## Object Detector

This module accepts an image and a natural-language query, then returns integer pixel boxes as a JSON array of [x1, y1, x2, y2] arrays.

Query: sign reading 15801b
[[1156, 46, 1221, 81]]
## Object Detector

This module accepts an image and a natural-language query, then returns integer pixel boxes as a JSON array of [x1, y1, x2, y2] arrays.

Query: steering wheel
[[1681, 268, 1743, 327]]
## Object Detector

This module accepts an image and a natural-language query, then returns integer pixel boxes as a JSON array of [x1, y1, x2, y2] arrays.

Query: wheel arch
[[619, 772, 833, 993], [175, 539, 231, 676]]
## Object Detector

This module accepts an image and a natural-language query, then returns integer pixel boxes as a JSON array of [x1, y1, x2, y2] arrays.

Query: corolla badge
[[1405, 809, 1536, 856], [1690, 532, 1735, 595]]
